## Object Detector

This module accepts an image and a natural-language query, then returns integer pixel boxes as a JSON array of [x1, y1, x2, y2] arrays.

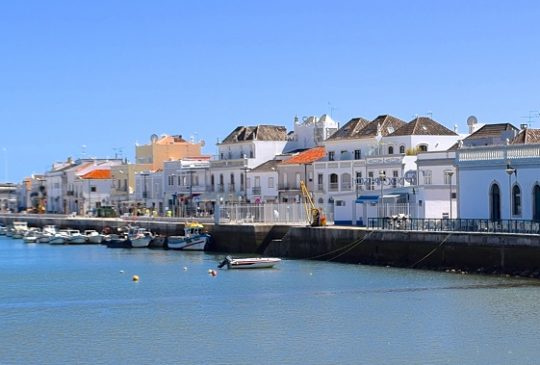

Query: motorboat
[[0, 225, 6, 235], [217, 256, 281, 269], [65, 229, 87, 244], [128, 227, 153, 248], [37, 225, 57, 243], [84, 230, 104, 244], [23, 228, 42, 243], [49, 230, 71, 245], [167, 222, 210, 251], [11, 221, 29, 239], [149, 234, 167, 249]]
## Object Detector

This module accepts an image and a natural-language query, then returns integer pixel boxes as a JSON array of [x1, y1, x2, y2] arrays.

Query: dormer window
[[328, 151, 335, 161]]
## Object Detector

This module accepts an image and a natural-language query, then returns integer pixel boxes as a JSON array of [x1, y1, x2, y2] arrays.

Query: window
[[392, 170, 399, 187], [168, 175, 174, 186], [90, 186, 97, 193], [329, 173, 338, 191], [490, 183, 501, 221], [418, 144, 428, 152], [341, 173, 351, 190], [399, 145, 405, 154], [336, 200, 346, 207], [268, 177, 274, 188], [533, 184, 540, 222], [354, 150, 361, 160], [512, 184, 521, 216], [355, 171, 362, 184], [254, 176, 261, 188], [388, 146, 394, 155], [328, 151, 335, 161], [423, 170, 432, 185], [317, 174, 324, 191], [443, 172, 453, 185]]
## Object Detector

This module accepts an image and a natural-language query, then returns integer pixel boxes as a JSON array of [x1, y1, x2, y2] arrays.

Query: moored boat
[[128, 227, 153, 248], [11, 221, 29, 239], [65, 229, 87, 244], [167, 222, 210, 251], [218, 256, 281, 269], [23, 228, 42, 243], [84, 230, 104, 244]]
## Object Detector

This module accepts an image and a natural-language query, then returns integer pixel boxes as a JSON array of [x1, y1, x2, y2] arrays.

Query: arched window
[[388, 146, 394, 155], [329, 173, 338, 191], [417, 144, 428, 152], [399, 145, 405, 154], [512, 184, 521, 216], [533, 184, 540, 222], [490, 183, 501, 221]]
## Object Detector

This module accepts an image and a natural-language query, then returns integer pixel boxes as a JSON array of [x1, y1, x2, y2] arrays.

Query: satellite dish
[[200, 140, 205, 147], [467, 115, 478, 126], [150, 134, 159, 143]]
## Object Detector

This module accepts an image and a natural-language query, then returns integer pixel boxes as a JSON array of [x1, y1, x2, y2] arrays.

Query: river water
[[1, 235, 540, 365]]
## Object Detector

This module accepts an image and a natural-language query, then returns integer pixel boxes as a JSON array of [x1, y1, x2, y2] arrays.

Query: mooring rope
[[409, 233, 452, 268], [304, 230, 374, 261]]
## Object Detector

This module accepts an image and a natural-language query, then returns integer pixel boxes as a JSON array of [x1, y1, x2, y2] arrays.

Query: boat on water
[[167, 222, 210, 251], [65, 229, 87, 244], [11, 221, 29, 239], [37, 225, 57, 243], [0, 225, 6, 235], [128, 227, 153, 248], [23, 228, 42, 243], [49, 230, 70, 245], [84, 230, 104, 244], [217, 256, 281, 269]]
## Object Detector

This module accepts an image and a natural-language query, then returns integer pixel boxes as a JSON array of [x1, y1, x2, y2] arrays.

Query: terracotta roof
[[389, 117, 457, 136], [282, 146, 326, 165], [251, 159, 283, 172], [511, 128, 540, 144], [221, 125, 287, 144], [356, 115, 406, 137], [464, 123, 518, 140], [81, 169, 112, 179], [326, 117, 370, 141]]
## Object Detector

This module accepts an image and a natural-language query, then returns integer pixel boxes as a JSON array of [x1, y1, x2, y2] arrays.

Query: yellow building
[[136, 134, 203, 170]]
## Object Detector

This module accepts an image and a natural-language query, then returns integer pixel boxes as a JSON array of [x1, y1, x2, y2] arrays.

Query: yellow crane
[[300, 180, 325, 226]]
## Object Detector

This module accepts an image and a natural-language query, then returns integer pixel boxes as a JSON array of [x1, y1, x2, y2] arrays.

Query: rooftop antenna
[[328, 102, 337, 118], [427, 111, 433, 119], [520, 110, 540, 126], [112, 147, 123, 159]]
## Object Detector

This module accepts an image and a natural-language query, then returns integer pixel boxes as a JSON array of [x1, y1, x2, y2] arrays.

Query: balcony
[[316, 184, 324, 192], [228, 184, 236, 192], [278, 184, 300, 191], [340, 182, 352, 191], [217, 184, 224, 193], [328, 182, 338, 192], [252, 186, 261, 195]]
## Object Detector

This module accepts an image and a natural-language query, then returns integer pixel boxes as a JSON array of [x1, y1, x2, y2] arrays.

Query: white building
[[456, 128, 540, 221], [134, 170, 164, 214], [284, 114, 338, 151], [246, 160, 281, 204], [163, 158, 211, 216], [208, 125, 288, 204], [314, 115, 460, 225]]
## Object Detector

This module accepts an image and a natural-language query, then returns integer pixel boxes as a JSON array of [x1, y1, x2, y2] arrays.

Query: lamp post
[[444, 169, 454, 219], [379, 170, 386, 221], [505, 164, 516, 219]]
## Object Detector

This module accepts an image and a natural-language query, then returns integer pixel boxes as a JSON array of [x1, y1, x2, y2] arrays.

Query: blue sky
[[1, 0, 539, 182]]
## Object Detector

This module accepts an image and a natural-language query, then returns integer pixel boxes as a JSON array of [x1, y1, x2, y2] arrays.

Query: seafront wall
[[2, 214, 540, 275]]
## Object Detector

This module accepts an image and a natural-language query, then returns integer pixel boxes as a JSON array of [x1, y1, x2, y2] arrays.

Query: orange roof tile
[[81, 169, 112, 179], [283, 146, 326, 165]]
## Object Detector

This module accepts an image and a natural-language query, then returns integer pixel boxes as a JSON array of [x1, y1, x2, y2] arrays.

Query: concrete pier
[[2, 214, 540, 275]]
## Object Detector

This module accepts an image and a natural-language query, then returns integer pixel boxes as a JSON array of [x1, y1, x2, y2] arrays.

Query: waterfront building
[[163, 157, 211, 216], [19, 175, 46, 213], [456, 127, 540, 221], [284, 114, 338, 151], [208, 125, 288, 204], [110, 163, 151, 215], [134, 170, 163, 215], [75, 168, 116, 215], [313, 115, 460, 225], [0, 183, 18, 212], [277, 146, 326, 203], [246, 159, 282, 204], [135, 134, 204, 171]]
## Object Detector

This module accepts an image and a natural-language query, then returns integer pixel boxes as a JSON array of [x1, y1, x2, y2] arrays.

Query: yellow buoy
[[132, 275, 139, 282]]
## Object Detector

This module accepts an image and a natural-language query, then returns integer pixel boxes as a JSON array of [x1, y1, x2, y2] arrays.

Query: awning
[[355, 195, 379, 203]]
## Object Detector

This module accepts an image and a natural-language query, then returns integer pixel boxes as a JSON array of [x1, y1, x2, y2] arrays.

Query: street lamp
[[379, 170, 386, 221], [444, 169, 454, 219], [505, 164, 516, 219]]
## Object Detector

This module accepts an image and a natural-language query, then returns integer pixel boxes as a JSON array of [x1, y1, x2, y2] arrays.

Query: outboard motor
[[217, 255, 232, 268]]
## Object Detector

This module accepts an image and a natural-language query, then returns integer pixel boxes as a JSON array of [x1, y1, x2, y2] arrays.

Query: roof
[[221, 125, 288, 144], [389, 117, 457, 136], [250, 159, 283, 172], [464, 123, 518, 140], [511, 128, 540, 144], [81, 169, 112, 179], [282, 146, 326, 165], [356, 115, 406, 137], [326, 117, 370, 141]]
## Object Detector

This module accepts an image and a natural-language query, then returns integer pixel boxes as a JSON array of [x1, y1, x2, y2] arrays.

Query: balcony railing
[[278, 184, 300, 191], [252, 187, 261, 195], [228, 184, 236, 192], [328, 182, 338, 191]]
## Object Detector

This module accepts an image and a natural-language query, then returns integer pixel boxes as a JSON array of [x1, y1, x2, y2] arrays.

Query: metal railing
[[217, 203, 334, 225], [368, 217, 540, 234]]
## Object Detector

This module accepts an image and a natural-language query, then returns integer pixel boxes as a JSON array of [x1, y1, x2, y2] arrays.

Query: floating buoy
[[132, 275, 139, 282], [120, 270, 125, 274], [210, 270, 217, 277], [183, 266, 188, 271]]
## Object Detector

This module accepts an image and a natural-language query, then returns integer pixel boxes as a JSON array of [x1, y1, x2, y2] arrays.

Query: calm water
[[1, 236, 540, 365]]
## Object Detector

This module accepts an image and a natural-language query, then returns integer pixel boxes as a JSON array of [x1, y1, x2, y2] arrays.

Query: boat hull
[[226, 258, 281, 269], [167, 234, 209, 250], [129, 237, 152, 248]]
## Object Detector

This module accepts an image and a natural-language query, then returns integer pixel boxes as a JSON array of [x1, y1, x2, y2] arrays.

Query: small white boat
[[218, 256, 281, 269], [0, 225, 6, 235], [37, 225, 57, 243], [65, 229, 87, 244], [84, 230, 104, 244], [23, 228, 42, 243], [168, 222, 210, 251], [11, 221, 29, 239], [49, 230, 71, 245], [128, 227, 153, 248]]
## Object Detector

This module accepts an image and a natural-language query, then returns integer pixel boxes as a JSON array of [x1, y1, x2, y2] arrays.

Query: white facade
[[285, 114, 339, 151], [163, 159, 210, 215], [247, 163, 280, 204], [457, 144, 540, 221]]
